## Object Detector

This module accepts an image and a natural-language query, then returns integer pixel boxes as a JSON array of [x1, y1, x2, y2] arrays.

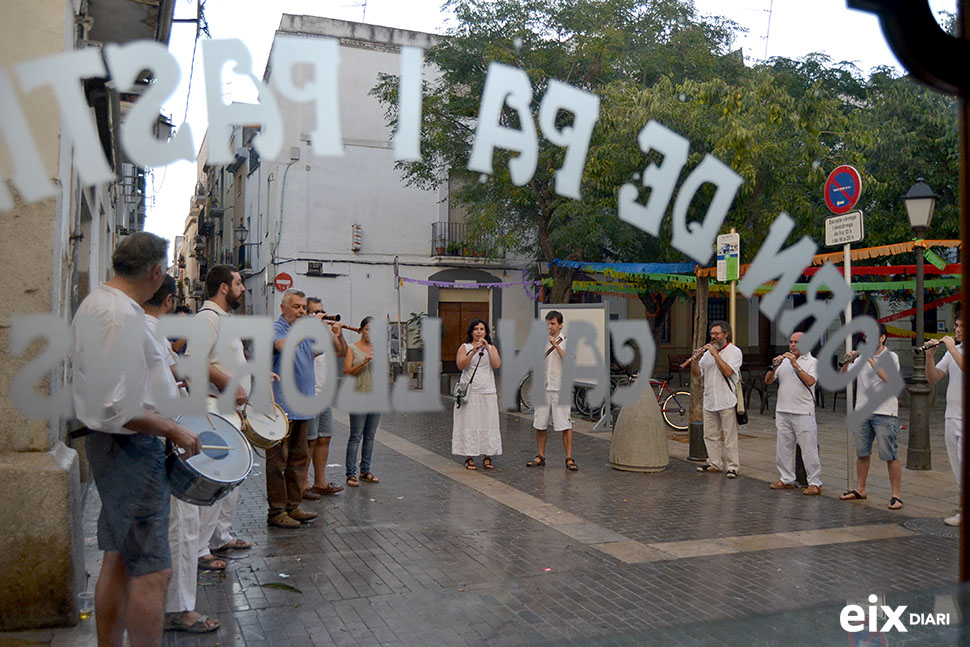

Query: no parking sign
[[824, 165, 862, 214]]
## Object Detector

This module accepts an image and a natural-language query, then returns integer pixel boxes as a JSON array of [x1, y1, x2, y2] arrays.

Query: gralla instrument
[[680, 347, 708, 369]]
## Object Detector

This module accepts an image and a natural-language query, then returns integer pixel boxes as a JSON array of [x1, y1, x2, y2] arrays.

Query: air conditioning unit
[[306, 261, 323, 276]]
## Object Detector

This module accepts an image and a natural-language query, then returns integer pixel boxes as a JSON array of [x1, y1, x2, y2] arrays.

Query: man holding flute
[[765, 331, 822, 495], [692, 320, 744, 479]]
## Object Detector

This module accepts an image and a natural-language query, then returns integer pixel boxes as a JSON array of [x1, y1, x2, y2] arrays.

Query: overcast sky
[[145, 0, 956, 256]]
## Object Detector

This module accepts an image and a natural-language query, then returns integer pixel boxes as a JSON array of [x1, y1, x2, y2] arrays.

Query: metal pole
[[958, 0, 970, 581], [729, 228, 737, 337], [844, 242, 854, 493], [906, 231, 932, 469]]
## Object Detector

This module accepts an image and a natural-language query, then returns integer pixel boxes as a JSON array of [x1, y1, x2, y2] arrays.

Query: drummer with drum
[[191, 265, 255, 565], [71, 232, 202, 646], [267, 289, 320, 528]]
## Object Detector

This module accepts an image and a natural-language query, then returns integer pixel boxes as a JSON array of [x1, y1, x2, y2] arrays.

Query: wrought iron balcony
[[430, 222, 503, 258]]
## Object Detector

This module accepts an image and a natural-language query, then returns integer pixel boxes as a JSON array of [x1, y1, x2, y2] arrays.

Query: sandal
[[526, 455, 545, 467], [839, 490, 867, 500], [464, 457, 477, 470], [165, 612, 220, 633], [346, 476, 359, 487], [212, 537, 252, 552], [482, 457, 494, 470], [696, 464, 720, 473], [565, 457, 578, 471], [197, 555, 226, 571], [360, 473, 380, 483], [888, 496, 904, 510]]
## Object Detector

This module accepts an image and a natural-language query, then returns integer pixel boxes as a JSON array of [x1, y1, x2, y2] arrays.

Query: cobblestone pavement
[[5, 396, 967, 647]]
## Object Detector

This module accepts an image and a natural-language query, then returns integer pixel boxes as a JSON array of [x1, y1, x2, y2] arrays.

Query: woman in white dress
[[452, 319, 503, 469]]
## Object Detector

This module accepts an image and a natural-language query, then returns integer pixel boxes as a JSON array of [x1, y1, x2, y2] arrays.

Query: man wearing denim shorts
[[301, 297, 347, 500], [840, 323, 903, 510], [527, 311, 578, 470], [72, 232, 201, 646]]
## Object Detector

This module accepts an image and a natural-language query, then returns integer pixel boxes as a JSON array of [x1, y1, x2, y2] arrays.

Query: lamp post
[[235, 224, 251, 267], [902, 178, 937, 470]]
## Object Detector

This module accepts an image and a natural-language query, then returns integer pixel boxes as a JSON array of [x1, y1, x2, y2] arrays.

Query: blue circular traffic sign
[[824, 165, 862, 215]]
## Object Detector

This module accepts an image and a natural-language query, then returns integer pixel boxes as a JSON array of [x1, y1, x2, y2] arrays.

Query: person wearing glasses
[[692, 320, 744, 479]]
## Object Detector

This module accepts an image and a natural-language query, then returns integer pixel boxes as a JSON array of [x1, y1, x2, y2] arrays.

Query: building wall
[[0, 0, 85, 630], [242, 16, 534, 374]]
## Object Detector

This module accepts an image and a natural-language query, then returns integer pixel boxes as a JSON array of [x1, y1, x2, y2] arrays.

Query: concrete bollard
[[609, 387, 669, 473]]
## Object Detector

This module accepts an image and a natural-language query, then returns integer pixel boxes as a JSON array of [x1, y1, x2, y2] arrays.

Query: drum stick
[[201, 445, 234, 451]]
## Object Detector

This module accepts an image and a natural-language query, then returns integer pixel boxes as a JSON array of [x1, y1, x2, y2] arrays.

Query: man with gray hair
[[267, 289, 318, 528], [692, 320, 744, 479], [72, 231, 202, 646]]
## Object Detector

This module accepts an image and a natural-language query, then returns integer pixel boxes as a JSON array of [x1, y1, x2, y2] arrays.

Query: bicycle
[[517, 372, 600, 419], [649, 374, 690, 431]]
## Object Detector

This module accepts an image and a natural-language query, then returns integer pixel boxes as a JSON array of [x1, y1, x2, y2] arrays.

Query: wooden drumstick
[[201, 445, 234, 451]]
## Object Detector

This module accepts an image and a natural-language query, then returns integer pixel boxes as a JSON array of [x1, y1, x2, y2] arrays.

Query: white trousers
[[198, 487, 239, 558], [945, 417, 963, 488], [702, 408, 740, 472], [166, 496, 200, 613], [775, 411, 822, 487]]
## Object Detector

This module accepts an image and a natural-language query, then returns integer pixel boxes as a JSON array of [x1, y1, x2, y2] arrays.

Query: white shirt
[[936, 343, 964, 420], [71, 284, 150, 435], [144, 314, 179, 412], [192, 299, 250, 398], [698, 343, 742, 412], [774, 353, 817, 415], [313, 351, 329, 397], [544, 336, 566, 391], [854, 348, 900, 417]]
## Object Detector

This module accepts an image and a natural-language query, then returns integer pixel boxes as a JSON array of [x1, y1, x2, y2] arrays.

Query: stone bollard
[[609, 387, 669, 473]]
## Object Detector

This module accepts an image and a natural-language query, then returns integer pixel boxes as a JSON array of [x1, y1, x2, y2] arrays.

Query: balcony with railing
[[431, 222, 503, 259]]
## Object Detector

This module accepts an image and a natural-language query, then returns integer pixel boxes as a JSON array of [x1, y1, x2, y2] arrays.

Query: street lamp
[[903, 178, 937, 470], [235, 224, 257, 268]]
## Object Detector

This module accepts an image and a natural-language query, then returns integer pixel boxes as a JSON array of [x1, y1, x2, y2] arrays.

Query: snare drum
[[241, 402, 289, 450], [168, 411, 254, 506]]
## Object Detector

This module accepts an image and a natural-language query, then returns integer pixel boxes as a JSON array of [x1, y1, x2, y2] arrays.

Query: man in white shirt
[[527, 311, 578, 471], [143, 276, 219, 633], [839, 323, 903, 510], [765, 331, 822, 495], [692, 320, 744, 478], [190, 265, 253, 568], [72, 232, 201, 647], [301, 297, 347, 499], [926, 309, 964, 526]]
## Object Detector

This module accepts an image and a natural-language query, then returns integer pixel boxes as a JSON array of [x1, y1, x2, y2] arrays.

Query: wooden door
[[439, 301, 490, 372]]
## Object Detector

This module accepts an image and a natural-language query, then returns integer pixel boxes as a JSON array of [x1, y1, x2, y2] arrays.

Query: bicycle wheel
[[518, 373, 534, 412], [661, 391, 690, 431], [573, 385, 593, 418]]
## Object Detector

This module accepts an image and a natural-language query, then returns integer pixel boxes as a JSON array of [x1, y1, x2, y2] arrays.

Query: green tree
[[373, 0, 740, 301]]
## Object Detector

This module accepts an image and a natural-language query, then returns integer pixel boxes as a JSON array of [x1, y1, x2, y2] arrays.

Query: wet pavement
[[4, 394, 968, 646]]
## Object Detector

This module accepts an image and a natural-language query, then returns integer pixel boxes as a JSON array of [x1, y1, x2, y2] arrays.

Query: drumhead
[[174, 412, 253, 484], [244, 403, 289, 442], [206, 396, 243, 427]]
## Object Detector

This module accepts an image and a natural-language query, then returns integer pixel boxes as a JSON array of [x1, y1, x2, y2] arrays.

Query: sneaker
[[286, 507, 318, 523], [267, 512, 301, 529], [944, 512, 961, 527], [769, 480, 794, 490], [802, 485, 822, 496]]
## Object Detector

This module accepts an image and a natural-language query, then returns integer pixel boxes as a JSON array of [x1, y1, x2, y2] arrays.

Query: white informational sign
[[824, 210, 865, 247], [716, 233, 740, 282]]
